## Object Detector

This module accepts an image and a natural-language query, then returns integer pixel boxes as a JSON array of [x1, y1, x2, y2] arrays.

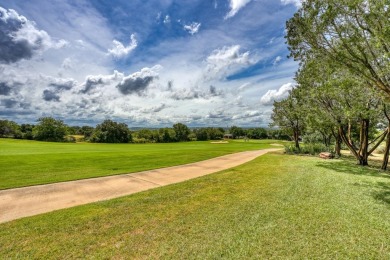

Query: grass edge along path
[[0, 149, 280, 223], [1, 153, 390, 258], [0, 138, 283, 190]]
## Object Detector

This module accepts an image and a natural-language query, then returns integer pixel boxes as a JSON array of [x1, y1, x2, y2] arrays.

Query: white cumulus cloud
[[108, 34, 137, 58], [163, 15, 171, 24], [281, 0, 302, 8], [205, 45, 251, 79], [225, 0, 253, 19], [273, 56, 282, 66], [0, 7, 67, 64], [184, 22, 201, 35], [117, 65, 162, 95], [260, 82, 294, 105]]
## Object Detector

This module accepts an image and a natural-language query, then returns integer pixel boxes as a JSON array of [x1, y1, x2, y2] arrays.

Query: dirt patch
[[270, 143, 284, 147], [210, 141, 229, 144]]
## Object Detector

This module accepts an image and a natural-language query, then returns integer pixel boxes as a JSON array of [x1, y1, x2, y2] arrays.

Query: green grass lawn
[[1, 152, 390, 258], [0, 138, 281, 190]]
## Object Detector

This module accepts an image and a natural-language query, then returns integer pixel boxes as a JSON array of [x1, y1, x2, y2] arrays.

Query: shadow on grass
[[315, 156, 390, 179], [315, 156, 390, 205], [373, 182, 390, 205]]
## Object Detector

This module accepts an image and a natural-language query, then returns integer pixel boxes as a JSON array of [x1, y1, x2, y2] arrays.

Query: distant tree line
[[0, 117, 290, 143]]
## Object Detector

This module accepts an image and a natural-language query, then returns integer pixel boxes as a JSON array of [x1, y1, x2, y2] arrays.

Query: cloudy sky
[[0, 0, 300, 127]]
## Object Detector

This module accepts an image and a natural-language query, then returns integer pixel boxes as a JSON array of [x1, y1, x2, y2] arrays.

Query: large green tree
[[173, 123, 190, 142], [286, 0, 390, 96], [0, 120, 20, 138], [296, 57, 384, 165], [33, 117, 68, 142], [229, 126, 245, 139], [270, 88, 306, 149], [90, 120, 132, 143]]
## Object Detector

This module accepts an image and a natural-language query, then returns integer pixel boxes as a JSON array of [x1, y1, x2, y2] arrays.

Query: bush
[[285, 143, 333, 156], [302, 132, 323, 144], [64, 136, 76, 143], [90, 120, 132, 143], [132, 138, 149, 144], [22, 131, 34, 140], [33, 117, 68, 142], [0, 120, 20, 138]]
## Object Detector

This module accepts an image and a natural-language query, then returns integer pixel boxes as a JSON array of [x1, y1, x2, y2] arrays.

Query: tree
[[246, 128, 268, 139], [296, 56, 384, 165], [20, 124, 34, 139], [159, 128, 176, 142], [270, 88, 305, 149], [173, 123, 190, 142], [33, 117, 68, 142], [193, 127, 224, 141], [0, 120, 20, 138], [286, 0, 390, 97], [90, 120, 131, 143], [229, 126, 245, 139], [206, 128, 224, 140], [67, 126, 80, 135], [194, 128, 208, 141], [78, 126, 94, 139], [378, 102, 390, 170], [135, 129, 153, 142]]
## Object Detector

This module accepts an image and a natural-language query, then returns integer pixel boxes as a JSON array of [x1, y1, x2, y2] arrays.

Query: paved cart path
[[0, 148, 280, 223]]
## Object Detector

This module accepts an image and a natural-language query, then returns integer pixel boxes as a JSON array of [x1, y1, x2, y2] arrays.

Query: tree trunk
[[331, 128, 342, 157], [381, 129, 390, 170], [338, 124, 366, 165], [348, 119, 354, 148], [294, 130, 300, 149], [358, 119, 369, 166], [382, 106, 390, 171], [358, 157, 368, 166], [335, 134, 342, 157]]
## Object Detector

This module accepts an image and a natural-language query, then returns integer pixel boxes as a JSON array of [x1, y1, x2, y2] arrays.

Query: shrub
[[285, 143, 333, 156], [64, 136, 76, 143], [33, 117, 68, 142], [90, 120, 132, 143]]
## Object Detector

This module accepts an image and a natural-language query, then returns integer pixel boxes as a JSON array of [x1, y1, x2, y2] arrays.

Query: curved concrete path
[[0, 148, 280, 223]]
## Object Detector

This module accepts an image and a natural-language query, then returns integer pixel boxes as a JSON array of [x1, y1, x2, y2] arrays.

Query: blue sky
[[0, 0, 300, 127]]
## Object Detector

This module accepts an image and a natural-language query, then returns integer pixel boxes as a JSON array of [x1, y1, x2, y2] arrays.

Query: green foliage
[[135, 129, 154, 141], [302, 132, 325, 144], [20, 124, 34, 140], [78, 126, 94, 139], [284, 1, 389, 165], [271, 88, 306, 148], [0, 120, 20, 138], [160, 128, 176, 142], [246, 128, 268, 139], [268, 129, 290, 140], [90, 119, 131, 143], [286, 0, 390, 96], [229, 125, 245, 138], [64, 136, 76, 143], [194, 128, 208, 141], [66, 126, 79, 135], [285, 143, 332, 156], [193, 127, 224, 141], [33, 117, 68, 142], [173, 123, 190, 142]]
